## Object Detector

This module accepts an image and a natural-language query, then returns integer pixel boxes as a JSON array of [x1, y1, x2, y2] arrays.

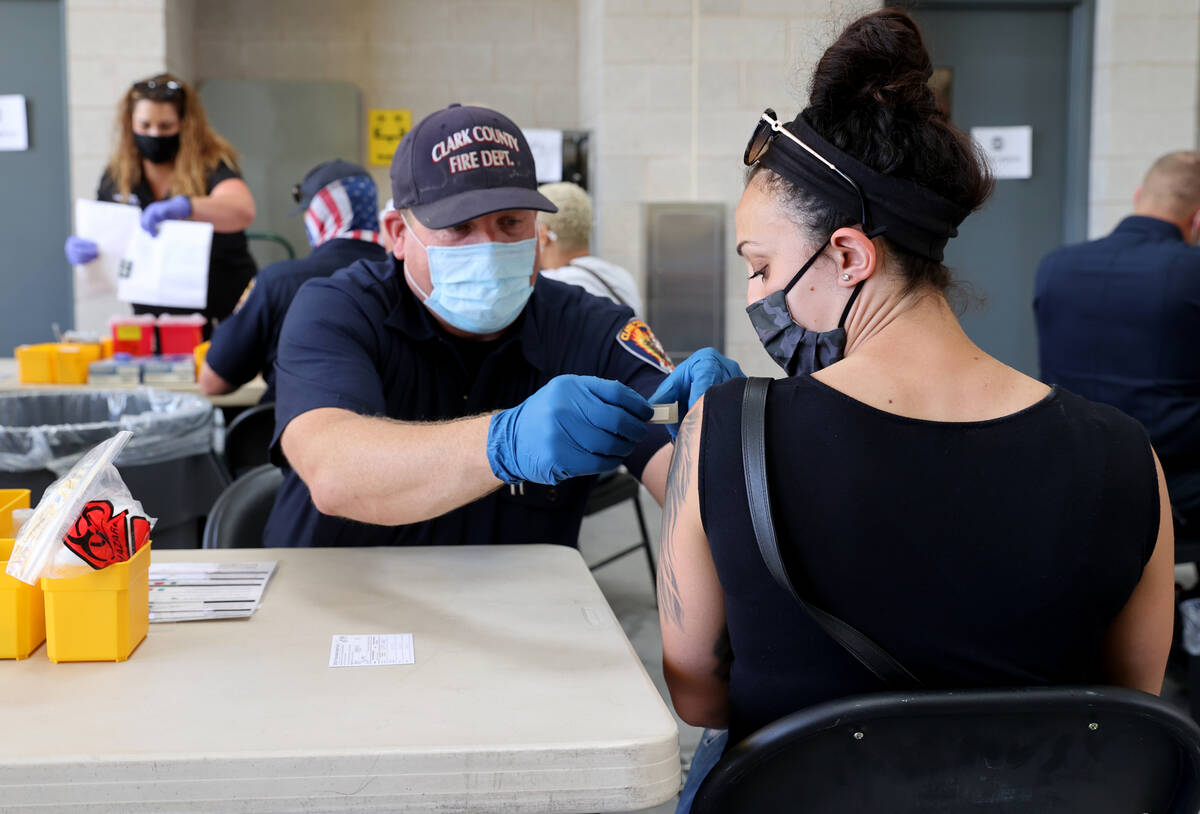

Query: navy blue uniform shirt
[[1035, 215, 1200, 522], [205, 238, 388, 404], [264, 256, 672, 548]]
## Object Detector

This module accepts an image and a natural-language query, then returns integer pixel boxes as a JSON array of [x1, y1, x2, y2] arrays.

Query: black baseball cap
[[390, 104, 556, 229], [289, 159, 371, 216]]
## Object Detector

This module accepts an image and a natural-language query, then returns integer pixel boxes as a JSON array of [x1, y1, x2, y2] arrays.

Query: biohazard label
[[616, 319, 674, 374], [61, 499, 150, 570]]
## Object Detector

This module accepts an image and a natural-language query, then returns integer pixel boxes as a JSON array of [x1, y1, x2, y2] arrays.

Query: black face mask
[[745, 239, 863, 377], [134, 133, 180, 164]]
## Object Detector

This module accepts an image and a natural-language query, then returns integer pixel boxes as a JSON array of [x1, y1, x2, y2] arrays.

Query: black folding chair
[[583, 469, 656, 596], [692, 685, 1200, 814], [223, 401, 275, 479], [202, 464, 284, 549]]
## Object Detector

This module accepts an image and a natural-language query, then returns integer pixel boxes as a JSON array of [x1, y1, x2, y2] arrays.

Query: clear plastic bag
[[5, 431, 156, 585]]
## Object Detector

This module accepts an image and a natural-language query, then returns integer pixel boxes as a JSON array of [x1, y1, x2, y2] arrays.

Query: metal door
[[907, 1, 1092, 375], [0, 0, 71, 349]]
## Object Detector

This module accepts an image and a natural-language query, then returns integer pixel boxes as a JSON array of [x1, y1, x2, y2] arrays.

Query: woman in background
[[65, 73, 257, 325]]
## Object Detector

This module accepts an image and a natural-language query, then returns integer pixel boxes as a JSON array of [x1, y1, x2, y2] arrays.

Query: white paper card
[[74, 200, 140, 298], [524, 128, 564, 183], [0, 95, 28, 151], [118, 220, 213, 309], [329, 634, 415, 667], [970, 125, 1033, 180]]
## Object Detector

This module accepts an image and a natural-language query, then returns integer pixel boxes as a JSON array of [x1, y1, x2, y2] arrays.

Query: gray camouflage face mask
[[746, 238, 862, 377]]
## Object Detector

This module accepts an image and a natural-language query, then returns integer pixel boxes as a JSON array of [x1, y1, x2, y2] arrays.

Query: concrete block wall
[[1088, 0, 1200, 238], [65, 0, 177, 332], [189, 0, 579, 197], [588, 0, 881, 377]]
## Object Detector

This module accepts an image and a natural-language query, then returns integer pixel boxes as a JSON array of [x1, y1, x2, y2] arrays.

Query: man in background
[[199, 160, 388, 403], [1035, 151, 1200, 529], [536, 181, 643, 316]]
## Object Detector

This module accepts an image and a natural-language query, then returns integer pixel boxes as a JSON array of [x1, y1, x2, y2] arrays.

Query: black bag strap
[[567, 261, 629, 308], [740, 376, 922, 689]]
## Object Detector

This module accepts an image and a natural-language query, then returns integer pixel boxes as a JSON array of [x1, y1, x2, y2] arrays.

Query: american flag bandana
[[304, 176, 390, 249]]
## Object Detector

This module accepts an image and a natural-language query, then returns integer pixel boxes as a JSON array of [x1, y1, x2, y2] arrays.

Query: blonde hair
[[537, 182, 592, 251], [106, 73, 240, 199]]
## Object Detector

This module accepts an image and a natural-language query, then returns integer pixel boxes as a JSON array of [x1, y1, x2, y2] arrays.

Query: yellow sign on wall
[[368, 109, 413, 166]]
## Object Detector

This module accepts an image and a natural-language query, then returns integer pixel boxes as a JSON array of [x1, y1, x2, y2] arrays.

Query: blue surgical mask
[[402, 213, 536, 334]]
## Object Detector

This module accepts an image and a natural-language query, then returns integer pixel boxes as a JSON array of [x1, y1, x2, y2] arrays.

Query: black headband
[[758, 110, 971, 263]]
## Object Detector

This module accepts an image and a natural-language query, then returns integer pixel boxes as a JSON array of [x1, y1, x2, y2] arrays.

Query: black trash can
[[0, 389, 228, 548]]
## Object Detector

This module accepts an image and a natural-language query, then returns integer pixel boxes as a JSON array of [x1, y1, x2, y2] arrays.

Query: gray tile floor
[[580, 492, 698, 814]]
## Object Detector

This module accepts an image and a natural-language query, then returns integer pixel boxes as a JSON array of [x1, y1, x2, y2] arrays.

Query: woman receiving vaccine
[[651, 9, 1173, 811]]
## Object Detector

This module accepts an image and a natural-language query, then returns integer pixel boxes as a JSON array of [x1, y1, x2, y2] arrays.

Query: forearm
[[284, 408, 504, 526], [190, 194, 255, 232]]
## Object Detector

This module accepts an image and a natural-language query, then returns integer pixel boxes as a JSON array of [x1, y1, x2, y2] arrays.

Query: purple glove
[[140, 194, 192, 236], [64, 235, 99, 265]]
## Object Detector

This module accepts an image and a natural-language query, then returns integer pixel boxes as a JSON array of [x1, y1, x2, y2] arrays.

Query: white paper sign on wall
[[970, 125, 1032, 180], [524, 128, 564, 183], [0, 95, 29, 151]]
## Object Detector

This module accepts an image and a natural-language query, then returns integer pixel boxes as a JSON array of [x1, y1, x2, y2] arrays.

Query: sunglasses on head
[[132, 78, 184, 102], [745, 108, 869, 228], [291, 184, 304, 204]]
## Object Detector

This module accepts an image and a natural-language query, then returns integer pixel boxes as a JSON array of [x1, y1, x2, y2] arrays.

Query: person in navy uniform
[[264, 105, 677, 548], [199, 160, 389, 403], [1035, 151, 1200, 530]]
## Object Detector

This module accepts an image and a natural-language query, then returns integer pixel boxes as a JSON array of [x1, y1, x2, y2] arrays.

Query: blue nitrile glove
[[488, 375, 653, 485], [649, 347, 745, 438], [64, 235, 99, 265], [140, 194, 192, 236]]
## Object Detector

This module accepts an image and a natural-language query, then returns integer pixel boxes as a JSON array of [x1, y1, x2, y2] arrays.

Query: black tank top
[[700, 376, 1159, 744]]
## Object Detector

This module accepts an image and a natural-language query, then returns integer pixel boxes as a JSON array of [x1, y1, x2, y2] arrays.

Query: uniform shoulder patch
[[616, 318, 674, 374], [233, 279, 255, 313]]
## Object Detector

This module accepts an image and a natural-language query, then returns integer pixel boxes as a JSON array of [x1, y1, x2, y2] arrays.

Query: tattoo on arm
[[658, 407, 702, 628]]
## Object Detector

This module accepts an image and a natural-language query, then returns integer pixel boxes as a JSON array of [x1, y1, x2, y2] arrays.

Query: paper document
[[74, 197, 213, 309], [524, 128, 563, 183], [74, 200, 139, 298], [148, 561, 276, 622], [119, 220, 213, 309], [329, 634, 415, 667]]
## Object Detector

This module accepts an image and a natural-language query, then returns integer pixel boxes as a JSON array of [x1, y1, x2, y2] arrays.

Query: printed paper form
[[148, 561, 276, 623], [329, 634, 415, 667], [119, 220, 213, 309], [74, 200, 140, 298]]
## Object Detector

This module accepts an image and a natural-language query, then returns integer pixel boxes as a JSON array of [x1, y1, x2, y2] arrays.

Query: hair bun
[[810, 9, 938, 119]]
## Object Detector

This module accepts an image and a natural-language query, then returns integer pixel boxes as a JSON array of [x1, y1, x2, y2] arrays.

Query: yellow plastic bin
[[0, 489, 29, 537], [41, 543, 151, 663], [53, 343, 103, 385], [0, 537, 45, 659], [15, 344, 58, 384]]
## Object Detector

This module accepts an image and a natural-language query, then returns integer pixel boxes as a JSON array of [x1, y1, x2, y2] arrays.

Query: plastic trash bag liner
[[6, 431, 155, 585], [1181, 597, 1200, 656], [0, 388, 213, 475]]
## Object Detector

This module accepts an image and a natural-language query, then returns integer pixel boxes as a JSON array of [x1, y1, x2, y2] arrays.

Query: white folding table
[[0, 546, 680, 812]]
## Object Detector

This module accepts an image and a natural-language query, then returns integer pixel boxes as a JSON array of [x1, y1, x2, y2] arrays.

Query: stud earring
[[841, 273, 851, 281]]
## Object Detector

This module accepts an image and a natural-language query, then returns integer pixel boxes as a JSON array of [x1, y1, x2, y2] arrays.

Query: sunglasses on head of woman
[[744, 108, 869, 228], [132, 78, 184, 103]]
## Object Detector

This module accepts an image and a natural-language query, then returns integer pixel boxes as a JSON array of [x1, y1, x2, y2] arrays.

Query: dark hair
[[755, 8, 993, 292]]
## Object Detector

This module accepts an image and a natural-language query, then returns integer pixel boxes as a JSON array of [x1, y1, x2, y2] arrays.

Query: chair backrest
[[202, 464, 285, 549], [692, 686, 1200, 814], [224, 402, 276, 478]]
